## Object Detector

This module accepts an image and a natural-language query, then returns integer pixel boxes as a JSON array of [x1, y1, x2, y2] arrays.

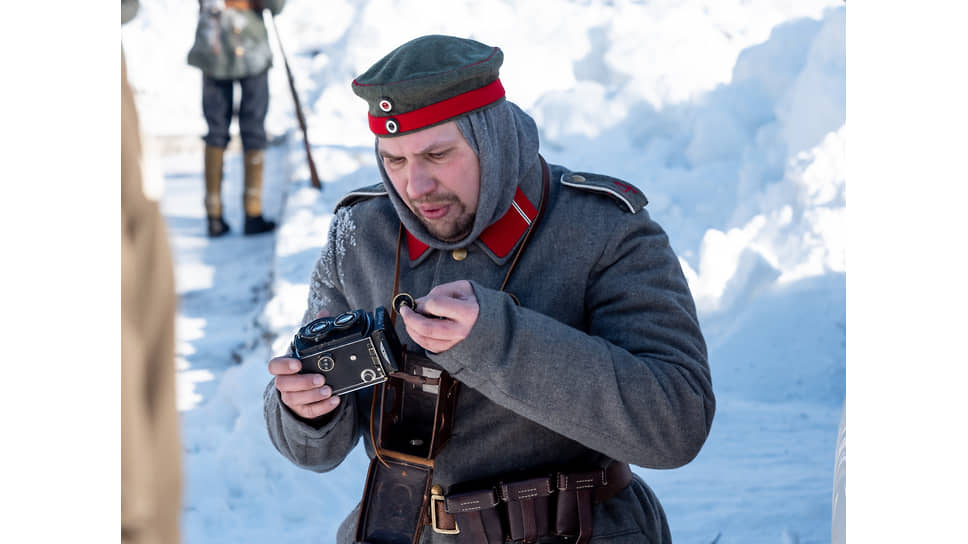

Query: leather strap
[[576, 488, 593, 544], [389, 222, 405, 325], [431, 492, 458, 533], [499, 156, 551, 293]]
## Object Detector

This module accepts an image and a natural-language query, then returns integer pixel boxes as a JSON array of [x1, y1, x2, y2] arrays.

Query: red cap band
[[368, 79, 505, 136]]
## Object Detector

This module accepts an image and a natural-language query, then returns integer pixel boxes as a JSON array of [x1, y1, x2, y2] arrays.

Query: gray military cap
[[352, 35, 505, 136]]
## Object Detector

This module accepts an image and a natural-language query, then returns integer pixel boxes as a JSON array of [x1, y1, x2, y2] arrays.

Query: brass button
[[452, 248, 468, 261], [571, 174, 586, 182], [431, 485, 443, 495], [234, 46, 245, 56]]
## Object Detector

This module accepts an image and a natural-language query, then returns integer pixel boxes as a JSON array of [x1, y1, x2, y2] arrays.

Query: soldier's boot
[[204, 145, 230, 237], [242, 149, 277, 235]]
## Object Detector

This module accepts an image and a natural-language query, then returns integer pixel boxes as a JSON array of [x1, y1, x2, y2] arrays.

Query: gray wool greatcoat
[[263, 161, 715, 543]]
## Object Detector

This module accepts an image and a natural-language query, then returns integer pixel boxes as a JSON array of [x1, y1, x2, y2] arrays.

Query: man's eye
[[428, 151, 448, 160], [385, 157, 404, 167]]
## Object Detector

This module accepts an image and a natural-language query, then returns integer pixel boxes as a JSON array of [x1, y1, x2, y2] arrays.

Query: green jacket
[[187, 0, 285, 80]]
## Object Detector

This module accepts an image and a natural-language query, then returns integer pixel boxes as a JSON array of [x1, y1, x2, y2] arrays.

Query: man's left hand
[[399, 280, 479, 353]]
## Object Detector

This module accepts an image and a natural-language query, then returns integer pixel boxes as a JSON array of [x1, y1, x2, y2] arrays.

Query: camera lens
[[307, 320, 330, 335], [360, 369, 377, 382], [334, 311, 357, 328]]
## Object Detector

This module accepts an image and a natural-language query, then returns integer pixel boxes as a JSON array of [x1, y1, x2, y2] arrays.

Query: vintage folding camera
[[291, 307, 402, 396]]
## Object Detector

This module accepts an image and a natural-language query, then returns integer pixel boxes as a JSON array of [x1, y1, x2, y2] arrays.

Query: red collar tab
[[479, 187, 538, 258], [405, 187, 537, 261], [369, 79, 505, 136], [406, 230, 430, 261]]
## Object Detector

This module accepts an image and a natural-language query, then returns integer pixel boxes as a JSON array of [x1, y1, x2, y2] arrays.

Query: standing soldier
[[264, 35, 715, 543], [187, 0, 285, 237]]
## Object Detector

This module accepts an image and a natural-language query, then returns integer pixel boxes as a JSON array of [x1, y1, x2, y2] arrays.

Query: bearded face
[[378, 121, 481, 242]]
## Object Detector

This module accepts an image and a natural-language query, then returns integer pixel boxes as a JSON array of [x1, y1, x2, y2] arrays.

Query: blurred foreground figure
[[121, 3, 182, 542], [188, 0, 286, 237], [264, 35, 715, 543]]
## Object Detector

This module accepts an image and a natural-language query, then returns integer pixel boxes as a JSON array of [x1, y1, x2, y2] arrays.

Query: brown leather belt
[[428, 461, 634, 544]]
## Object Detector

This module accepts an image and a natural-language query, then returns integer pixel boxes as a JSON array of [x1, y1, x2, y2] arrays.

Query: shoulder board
[[560, 172, 648, 213], [333, 183, 388, 213]]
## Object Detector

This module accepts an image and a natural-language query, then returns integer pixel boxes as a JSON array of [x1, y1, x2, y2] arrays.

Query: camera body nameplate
[[296, 336, 389, 396]]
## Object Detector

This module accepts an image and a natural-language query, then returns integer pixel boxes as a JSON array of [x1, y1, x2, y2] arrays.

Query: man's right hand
[[268, 309, 341, 420]]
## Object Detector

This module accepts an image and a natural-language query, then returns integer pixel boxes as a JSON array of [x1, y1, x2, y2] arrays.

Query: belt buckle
[[430, 487, 459, 535]]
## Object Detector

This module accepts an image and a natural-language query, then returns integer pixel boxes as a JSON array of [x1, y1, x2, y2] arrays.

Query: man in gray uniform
[[264, 35, 714, 543]]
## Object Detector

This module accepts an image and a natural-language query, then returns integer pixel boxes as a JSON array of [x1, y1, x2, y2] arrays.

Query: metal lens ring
[[307, 320, 330, 335], [334, 311, 357, 328], [392, 292, 416, 313]]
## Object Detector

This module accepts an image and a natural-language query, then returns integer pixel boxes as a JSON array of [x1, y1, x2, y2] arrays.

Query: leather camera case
[[378, 350, 459, 459], [355, 454, 432, 544]]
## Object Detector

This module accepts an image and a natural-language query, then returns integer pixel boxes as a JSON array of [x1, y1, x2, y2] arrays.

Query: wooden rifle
[[268, 12, 322, 190]]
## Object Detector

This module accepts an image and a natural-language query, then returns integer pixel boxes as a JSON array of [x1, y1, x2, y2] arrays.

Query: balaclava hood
[[375, 100, 541, 252]]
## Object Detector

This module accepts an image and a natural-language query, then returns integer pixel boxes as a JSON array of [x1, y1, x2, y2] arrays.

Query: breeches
[[202, 69, 269, 150]]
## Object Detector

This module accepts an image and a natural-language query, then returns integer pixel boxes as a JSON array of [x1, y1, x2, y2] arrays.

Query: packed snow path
[[157, 139, 289, 412]]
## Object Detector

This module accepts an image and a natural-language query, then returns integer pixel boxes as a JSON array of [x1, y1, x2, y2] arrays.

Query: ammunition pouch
[[441, 461, 633, 544], [503, 477, 554, 543]]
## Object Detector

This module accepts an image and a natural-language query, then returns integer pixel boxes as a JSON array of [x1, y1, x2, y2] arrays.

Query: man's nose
[[406, 160, 436, 199]]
